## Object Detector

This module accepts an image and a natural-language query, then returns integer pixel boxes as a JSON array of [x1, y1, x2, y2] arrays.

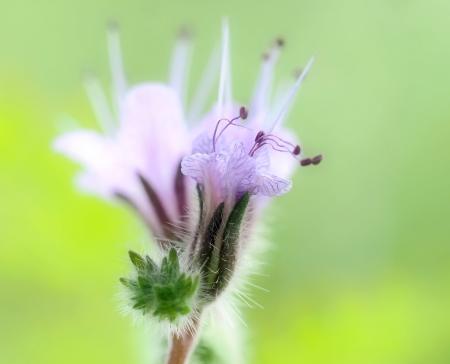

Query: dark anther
[[255, 130, 265, 142], [293, 68, 303, 79], [262, 52, 270, 61], [300, 158, 312, 166], [178, 25, 192, 39], [312, 154, 323, 165], [293, 145, 301, 155], [107, 20, 119, 31], [275, 37, 285, 47], [239, 106, 248, 120]]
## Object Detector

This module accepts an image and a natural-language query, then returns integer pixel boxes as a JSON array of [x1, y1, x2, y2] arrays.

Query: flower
[[182, 23, 321, 220], [54, 24, 203, 242], [55, 20, 323, 364], [54, 21, 321, 291], [180, 22, 322, 300]]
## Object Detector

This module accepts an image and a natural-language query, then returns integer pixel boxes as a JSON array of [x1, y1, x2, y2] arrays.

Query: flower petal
[[254, 173, 292, 196], [54, 129, 162, 232], [119, 83, 190, 219]]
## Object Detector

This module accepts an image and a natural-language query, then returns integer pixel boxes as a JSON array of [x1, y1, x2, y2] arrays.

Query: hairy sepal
[[200, 193, 250, 302], [120, 248, 199, 323]]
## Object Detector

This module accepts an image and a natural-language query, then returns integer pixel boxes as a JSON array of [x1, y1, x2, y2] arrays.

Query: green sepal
[[214, 192, 250, 294], [188, 184, 206, 262], [129, 250, 146, 271], [120, 248, 199, 322], [145, 255, 157, 273], [119, 277, 137, 289], [198, 202, 225, 271], [201, 193, 250, 300]]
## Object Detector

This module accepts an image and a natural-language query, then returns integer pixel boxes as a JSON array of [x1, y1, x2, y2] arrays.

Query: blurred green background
[[1, 0, 450, 363]]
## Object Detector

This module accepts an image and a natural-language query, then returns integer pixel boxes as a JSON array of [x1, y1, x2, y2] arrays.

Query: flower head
[[181, 22, 322, 300], [54, 25, 199, 242], [56, 21, 323, 364], [55, 20, 322, 316], [182, 23, 320, 218]]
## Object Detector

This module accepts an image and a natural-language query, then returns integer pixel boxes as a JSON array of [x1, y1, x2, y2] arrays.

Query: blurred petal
[[53, 130, 117, 171], [119, 83, 189, 219]]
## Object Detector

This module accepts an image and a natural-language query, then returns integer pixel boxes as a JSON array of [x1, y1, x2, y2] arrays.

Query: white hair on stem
[[84, 74, 116, 134], [107, 22, 127, 116], [269, 56, 315, 132], [244, 280, 270, 293], [169, 29, 193, 107]]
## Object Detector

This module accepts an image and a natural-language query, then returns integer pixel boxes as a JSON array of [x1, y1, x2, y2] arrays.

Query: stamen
[[107, 21, 127, 115], [188, 47, 220, 122], [249, 130, 300, 157], [250, 142, 291, 156], [84, 73, 116, 134], [217, 19, 232, 118], [269, 56, 315, 132], [258, 136, 293, 152], [248, 129, 309, 170], [300, 158, 312, 166], [300, 155, 323, 167], [311, 154, 323, 165], [275, 37, 285, 47], [263, 133, 297, 148], [169, 26, 193, 106], [251, 37, 284, 115], [212, 107, 248, 151], [255, 131, 265, 142], [293, 68, 303, 79], [239, 106, 248, 120]]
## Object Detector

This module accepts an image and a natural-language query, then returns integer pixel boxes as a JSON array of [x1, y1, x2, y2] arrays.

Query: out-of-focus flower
[[54, 25, 200, 242]]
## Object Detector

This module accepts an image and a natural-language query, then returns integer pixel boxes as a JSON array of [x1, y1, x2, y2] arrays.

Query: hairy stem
[[166, 318, 200, 364]]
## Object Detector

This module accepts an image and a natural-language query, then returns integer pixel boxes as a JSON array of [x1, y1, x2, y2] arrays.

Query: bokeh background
[[2, 0, 450, 363]]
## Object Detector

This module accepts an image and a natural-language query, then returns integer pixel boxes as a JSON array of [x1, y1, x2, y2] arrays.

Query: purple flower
[[54, 25, 199, 241], [182, 23, 319, 216], [54, 22, 321, 246], [54, 21, 323, 363]]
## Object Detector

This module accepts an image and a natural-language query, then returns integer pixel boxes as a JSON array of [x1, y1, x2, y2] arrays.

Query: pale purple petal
[[54, 129, 163, 232], [118, 83, 189, 219], [191, 133, 214, 154], [181, 152, 225, 207], [224, 143, 257, 196], [181, 153, 214, 184], [182, 140, 291, 202], [253, 173, 292, 196], [53, 129, 116, 171]]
